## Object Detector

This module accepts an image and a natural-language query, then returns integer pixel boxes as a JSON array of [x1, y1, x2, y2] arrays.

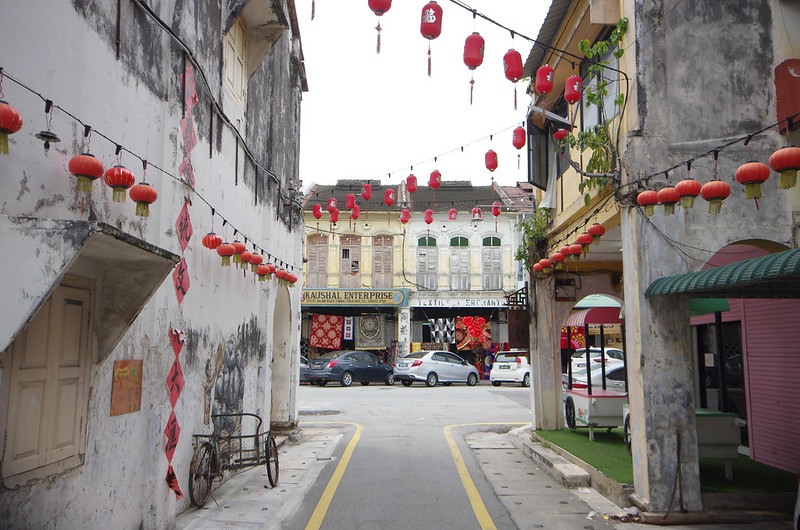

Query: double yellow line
[[304, 422, 527, 530]]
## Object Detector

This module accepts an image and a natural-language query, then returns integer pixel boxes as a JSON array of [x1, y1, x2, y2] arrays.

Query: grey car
[[299, 355, 310, 383], [306, 350, 394, 387], [393, 350, 479, 387]]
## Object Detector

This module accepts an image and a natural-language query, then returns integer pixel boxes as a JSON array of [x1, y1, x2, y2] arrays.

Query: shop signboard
[[302, 288, 410, 307]]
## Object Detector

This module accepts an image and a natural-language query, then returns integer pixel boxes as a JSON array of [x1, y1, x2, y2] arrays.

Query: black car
[[306, 350, 394, 387]]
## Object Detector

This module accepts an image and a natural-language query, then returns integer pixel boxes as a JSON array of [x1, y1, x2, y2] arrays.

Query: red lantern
[[424, 209, 434, 224], [420, 1, 443, 76], [560, 245, 572, 261], [700, 180, 731, 214], [249, 253, 263, 272], [0, 100, 23, 155], [231, 240, 246, 264], [330, 208, 340, 223], [533, 262, 544, 277], [216, 242, 235, 267], [129, 182, 157, 217], [267, 263, 276, 275], [491, 201, 501, 217], [327, 197, 337, 213], [351, 205, 360, 219], [512, 127, 526, 149], [485, 150, 498, 172], [448, 208, 457, 221], [240, 250, 253, 268], [587, 223, 605, 241], [553, 129, 569, 141], [769, 145, 800, 189], [564, 75, 583, 104], [576, 233, 593, 253], [276, 269, 287, 281], [103, 164, 135, 202], [257, 264, 270, 281], [503, 49, 523, 82], [429, 170, 441, 189], [69, 153, 105, 193], [551, 252, 565, 270], [345, 193, 356, 210], [657, 187, 680, 215], [464, 32, 485, 103], [637, 190, 658, 217], [369, 0, 391, 53], [735, 161, 770, 201], [676, 179, 702, 208], [400, 209, 410, 224], [312, 203, 323, 219], [472, 206, 482, 221], [535, 65, 554, 96], [539, 258, 553, 274], [407, 174, 417, 193], [202, 232, 222, 250], [361, 183, 373, 200], [384, 188, 396, 207], [569, 243, 583, 260]]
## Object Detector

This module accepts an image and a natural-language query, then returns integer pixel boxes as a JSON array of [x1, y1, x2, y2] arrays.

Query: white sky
[[295, 1, 550, 190]]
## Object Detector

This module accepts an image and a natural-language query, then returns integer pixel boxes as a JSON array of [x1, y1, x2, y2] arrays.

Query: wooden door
[[372, 236, 393, 288]]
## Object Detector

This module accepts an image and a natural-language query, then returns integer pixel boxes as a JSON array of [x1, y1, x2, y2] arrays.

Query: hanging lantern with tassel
[[202, 232, 222, 250], [735, 161, 770, 208], [657, 187, 680, 215], [551, 252, 565, 270], [69, 153, 104, 193], [512, 126, 525, 169], [249, 253, 263, 273], [420, 2, 443, 77], [448, 208, 457, 221], [676, 178, 702, 208], [463, 32, 485, 105], [637, 190, 658, 217], [535, 65, 554, 98], [216, 242, 235, 267], [587, 223, 605, 243], [0, 100, 23, 155], [231, 240, 246, 264], [400, 209, 410, 224], [406, 174, 417, 193], [368, 0, 391, 54], [503, 49, 523, 109], [701, 180, 731, 214], [769, 145, 800, 190], [129, 182, 157, 217], [103, 164, 135, 202]]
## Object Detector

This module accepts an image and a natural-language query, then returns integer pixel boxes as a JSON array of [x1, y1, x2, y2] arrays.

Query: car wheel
[[315, 380, 327, 387], [425, 372, 438, 387], [340, 371, 353, 387], [565, 396, 576, 430], [360, 381, 370, 386], [522, 373, 530, 387], [385, 373, 395, 386], [624, 415, 632, 455], [401, 379, 413, 387], [466, 373, 478, 386], [491, 381, 501, 387]]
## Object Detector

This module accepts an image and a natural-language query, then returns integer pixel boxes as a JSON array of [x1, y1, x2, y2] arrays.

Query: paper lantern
[[216, 242, 235, 267], [735, 161, 770, 201], [553, 129, 569, 141], [657, 187, 680, 215], [637, 190, 658, 217], [351, 205, 360, 219], [539, 258, 553, 275], [485, 150, 498, 172], [587, 223, 605, 241], [406, 174, 418, 193], [448, 208, 457, 221], [368, 0, 392, 53], [420, 1, 443, 76], [103, 165, 135, 202], [231, 240, 246, 264], [345, 193, 356, 210], [700, 180, 731, 214], [0, 100, 23, 155], [551, 252, 565, 270], [569, 243, 583, 260], [240, 250, 253, 268], [257, 264, 270, 281], [312, 203, 323, 219], [129, 182, 157, 217], [249, 253, 263, 272], [384, 188, 396, 207], [560, 245, 572, 261], [400, 209, 410, 224], [361, 183, 373, 200], [424, 209, 434, 224], [429, 170, 441, 189], [535, 65, 554, 96], [491, 201, 501, 217], [512, 127, 526, 149], [769, 145, 800, 189], [576, 233, 593, 253], [564, 75, 583, 104], [330, 208, 340, 223], [327, 197, 337, 213], [533, 262, 544, 277], [202, 232, 222, 250], [472, 207, 482, 221], [676, 179, 702, 208], [463, 32, 485, 103], [503, 49, 523, 82], [69, 153, 105, 193]]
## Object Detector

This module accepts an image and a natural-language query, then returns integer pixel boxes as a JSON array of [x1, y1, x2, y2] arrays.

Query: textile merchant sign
[[302, 289, 409, 307]]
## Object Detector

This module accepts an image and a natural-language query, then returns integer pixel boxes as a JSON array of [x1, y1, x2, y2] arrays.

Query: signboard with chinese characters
[[302, 288, 409, 307], [110, 360, 143, 416]]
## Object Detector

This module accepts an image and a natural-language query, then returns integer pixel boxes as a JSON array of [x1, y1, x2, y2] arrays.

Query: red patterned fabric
[[309, 314, 343, 350], [455, 316, 491, 350]]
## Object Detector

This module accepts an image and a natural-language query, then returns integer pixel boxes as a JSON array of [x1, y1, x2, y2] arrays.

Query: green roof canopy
[[646, 248, 800, 299]]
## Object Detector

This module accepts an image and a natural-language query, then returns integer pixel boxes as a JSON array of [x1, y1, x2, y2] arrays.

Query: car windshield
[[315, 350, 348, 360], [496, 354, 521, 362]]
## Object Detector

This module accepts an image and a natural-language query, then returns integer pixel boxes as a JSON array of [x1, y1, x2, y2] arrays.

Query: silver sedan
[[393, 350, 479, 387]]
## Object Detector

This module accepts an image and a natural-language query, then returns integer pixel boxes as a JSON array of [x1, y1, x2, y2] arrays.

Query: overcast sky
[[295, 1, 550, 191]]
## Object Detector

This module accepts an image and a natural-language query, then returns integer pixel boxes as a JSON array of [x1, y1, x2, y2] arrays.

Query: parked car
[[562, 363, 628, 393], [393, 350, 479, 387], [570, 347, 625, 372], [306, 350, 394, 387], [299, 355, 310, 384], [489, 351, 530, 387]]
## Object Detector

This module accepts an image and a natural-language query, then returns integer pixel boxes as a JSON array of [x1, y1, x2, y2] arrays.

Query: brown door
[[307, 234, 328, 288], [372, 236, 393, 288], [340, 236, 361, 288]]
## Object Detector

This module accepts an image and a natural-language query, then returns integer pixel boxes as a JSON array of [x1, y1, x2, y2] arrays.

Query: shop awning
[[564, 306, 623, 327], [645, 248, 800, 299]]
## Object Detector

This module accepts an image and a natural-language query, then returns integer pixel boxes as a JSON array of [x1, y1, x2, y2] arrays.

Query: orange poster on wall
[[110, 360, 143, 416]]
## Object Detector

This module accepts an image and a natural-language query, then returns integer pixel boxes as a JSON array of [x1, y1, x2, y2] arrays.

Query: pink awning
[[564, 306, 623, 327]]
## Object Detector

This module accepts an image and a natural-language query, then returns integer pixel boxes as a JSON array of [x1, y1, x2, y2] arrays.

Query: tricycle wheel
[[265, 433, 279, 488], [189, 442, 214, 507], [565, 396, 576, 430]]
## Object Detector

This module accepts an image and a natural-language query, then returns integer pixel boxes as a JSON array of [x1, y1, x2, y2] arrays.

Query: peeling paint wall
[[0, 0, 304, 527]]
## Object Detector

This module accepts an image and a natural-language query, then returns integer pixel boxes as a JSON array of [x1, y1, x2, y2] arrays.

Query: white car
[[394, 350, 479, 387], [562, 363, 627, 393], [570, 347, 625, 373], [490, 351, 530, 387]]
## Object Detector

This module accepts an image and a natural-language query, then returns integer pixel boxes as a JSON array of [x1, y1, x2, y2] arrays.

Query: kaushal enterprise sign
[[301, 288, 410, 307]]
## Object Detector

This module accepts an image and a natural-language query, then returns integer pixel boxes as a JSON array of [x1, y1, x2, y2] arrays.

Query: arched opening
[[270, 286, 293, 433]]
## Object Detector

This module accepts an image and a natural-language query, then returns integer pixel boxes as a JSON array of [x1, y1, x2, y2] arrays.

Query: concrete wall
[[0, 1, 304, 527]]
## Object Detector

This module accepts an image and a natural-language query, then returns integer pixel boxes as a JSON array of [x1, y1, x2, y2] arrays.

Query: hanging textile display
[[430, 318, 455, 344], [343, 316, 354, 341], [309, 314, 344, 350], [355, 314, 386, 350], [455, 316, 491, 350]]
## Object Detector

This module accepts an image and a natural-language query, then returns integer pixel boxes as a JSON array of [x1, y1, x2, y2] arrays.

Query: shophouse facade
[[0, 1, 306, 527]]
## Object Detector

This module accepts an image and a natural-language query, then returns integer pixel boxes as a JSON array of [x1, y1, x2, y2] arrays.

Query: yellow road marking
[[304, 422, 363, 530], [444, 423, 529, 530]]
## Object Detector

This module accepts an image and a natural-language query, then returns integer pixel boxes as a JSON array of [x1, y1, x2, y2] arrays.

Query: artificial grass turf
[[533, 428, 796, 493]]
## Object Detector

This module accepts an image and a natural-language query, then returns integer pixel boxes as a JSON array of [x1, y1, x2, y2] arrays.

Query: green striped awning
[[646, 248, 800, 299]]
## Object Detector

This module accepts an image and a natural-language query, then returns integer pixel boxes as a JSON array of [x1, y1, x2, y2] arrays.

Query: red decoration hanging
[[240, 250, 253, 269], [564, 75, 583, 104], [327, 197, 337, 213], [637, 190, 658, 217], [424, 209, 434, 224], [503, 49, 523, 110], [345, 193, 356, 210], [448, 208, 457, 220], [351, 205, 360, 219], [576, 233, 593, 253], [560, 245, 572, 261], [491, 202, 501, 217], [429, 170, 442, 189], [129, 182, 157, 217], [368, 0, 392, 54], [553, 128, 569, 141], [512, 126, 526, 169], [330, 208, 340, 223], [384, 188, 396, 207], [569, 243, 583, 260], [400, 209, 410, 224], [533, 262, 544, 277], [312, 203, 323, 219], [216, 242, 235, 267], [539, 258, 553, 275], [551, 252, 565, 270], [769, 145, 800, 190], [535, 65, 554, 96], [69, 153, 105, 193], [485, 150, 498, 173], [735, 161, 770, 208], [420, 2, 443, 76], [406, 174, 417, 193], [257, 264, 270, 281], [472, 206, 482, 221], [657, 187, 680, 215], [700, 180, 731, 214], [463, 32, 485, 104], [103, 164, 135, 202], [587, 223, 605, 241], [231, 240, 246, 264], [249, 253, 263, 272], [675, 179, 702, 208], [361, 183, 373, 200], [202, 232, 222, 250], [0, 100, 23, 155]]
